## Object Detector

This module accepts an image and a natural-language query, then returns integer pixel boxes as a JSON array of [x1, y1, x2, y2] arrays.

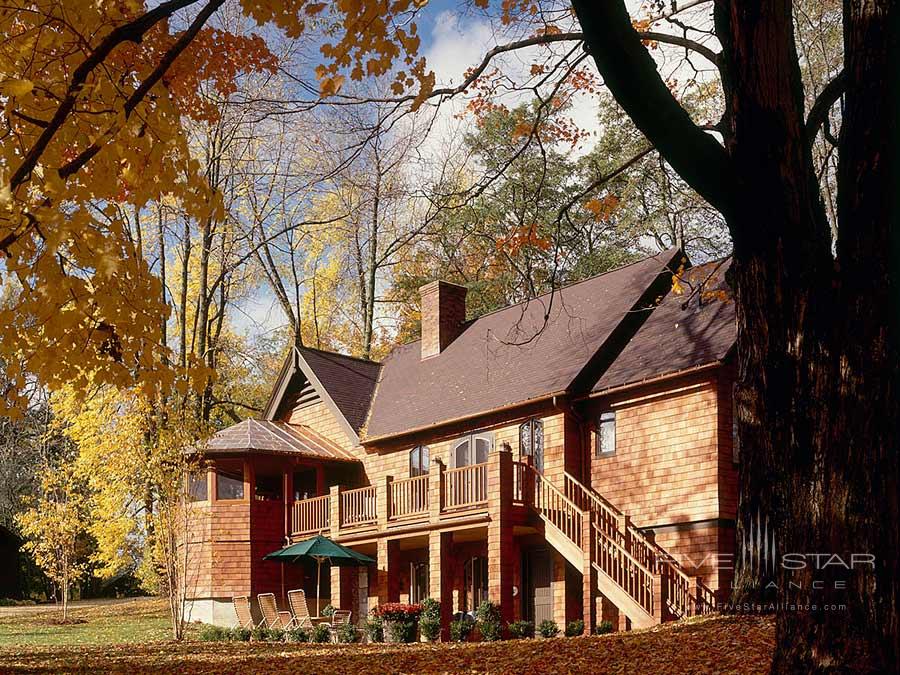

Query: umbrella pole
[[316, 558, 322, 617]]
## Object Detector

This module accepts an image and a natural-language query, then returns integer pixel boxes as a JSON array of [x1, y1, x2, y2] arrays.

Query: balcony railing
[[292, 494, 330, 536], [341, 486, 377, 528], [389, 474, 428, 520], [290, 460, 491, 537], [443, 463, 488, 510]]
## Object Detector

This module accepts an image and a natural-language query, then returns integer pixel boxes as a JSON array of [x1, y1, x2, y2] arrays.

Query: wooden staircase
[[520, 463, 716, 629]]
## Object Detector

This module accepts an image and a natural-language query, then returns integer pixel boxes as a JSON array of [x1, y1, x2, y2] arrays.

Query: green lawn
[[0, 597, 179, 647]]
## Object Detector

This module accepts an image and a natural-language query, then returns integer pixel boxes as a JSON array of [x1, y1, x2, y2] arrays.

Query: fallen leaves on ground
[[0, 612, 774, 674]]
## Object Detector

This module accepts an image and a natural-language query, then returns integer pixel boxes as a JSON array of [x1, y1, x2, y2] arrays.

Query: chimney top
[[419, 281, 467, 360]]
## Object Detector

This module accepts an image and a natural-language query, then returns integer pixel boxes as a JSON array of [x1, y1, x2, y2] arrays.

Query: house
[[185, 248, 738, 634]]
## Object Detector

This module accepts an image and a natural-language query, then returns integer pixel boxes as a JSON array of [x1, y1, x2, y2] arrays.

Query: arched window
[[452, 432, 493, 467], [409, 445, 430, 477], [519, 418, 544, 473]]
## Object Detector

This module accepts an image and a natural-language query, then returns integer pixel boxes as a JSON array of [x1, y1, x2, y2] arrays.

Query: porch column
[[582, 509, 596, 634], [487, 443, 514, 625], [429, 530, 453, 640], [374, 538, 399, 608], [551, 550, 567, 628], [428, 458, 444, 523], [329, 485, 341, 538]]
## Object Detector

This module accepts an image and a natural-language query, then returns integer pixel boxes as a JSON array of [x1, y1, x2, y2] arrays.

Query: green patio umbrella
[[264, 534, 375, 615]]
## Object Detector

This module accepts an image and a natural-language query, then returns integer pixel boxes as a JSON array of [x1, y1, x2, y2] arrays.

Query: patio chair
[[257, 592, 292, 629], [286, 588, 315, 629], [328, 609, 352, 642], [233, 595, 256, 629]]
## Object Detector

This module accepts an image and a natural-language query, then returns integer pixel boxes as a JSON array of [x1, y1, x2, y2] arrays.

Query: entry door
[[525, 549, 553, 625]]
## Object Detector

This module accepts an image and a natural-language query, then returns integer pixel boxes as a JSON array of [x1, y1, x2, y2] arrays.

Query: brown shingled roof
[[295, 346, 381, 434], [591, 258, 736, 393], [203, 419, 357, 461], [364, 249, 683, 441]]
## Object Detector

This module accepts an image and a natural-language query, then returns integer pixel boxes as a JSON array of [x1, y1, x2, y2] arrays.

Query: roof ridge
[[386, 247, 680, 352], [298, 344, 381, 366]]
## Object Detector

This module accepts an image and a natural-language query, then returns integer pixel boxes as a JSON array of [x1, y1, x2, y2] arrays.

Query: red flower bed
[[373, 603, 422, 622]]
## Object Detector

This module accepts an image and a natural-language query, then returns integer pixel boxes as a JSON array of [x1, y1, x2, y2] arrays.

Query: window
[[216, 464, 244, 500], [596, 412, 616, 457], [732, 384, 740, 463], [462, 556, 488, 612], [519, 419, 544, 473], [452, 433, 493, 467], [187, 470, 208, 502], [255, 474, 283, 501], [409, 445, 430, 477], [410, 561, 429, 603]]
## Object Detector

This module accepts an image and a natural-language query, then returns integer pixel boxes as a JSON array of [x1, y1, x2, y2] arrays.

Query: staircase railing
[[528, 465, 582, 548], [563, 471, 716, 619], [592, 523, 656, 617]]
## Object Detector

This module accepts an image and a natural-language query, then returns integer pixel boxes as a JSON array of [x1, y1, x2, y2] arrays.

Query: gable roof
[[363, 248, 684, 441], [202, 419, 358, 461], [591, 258, 736, 394], [263, 345, 381, 443]]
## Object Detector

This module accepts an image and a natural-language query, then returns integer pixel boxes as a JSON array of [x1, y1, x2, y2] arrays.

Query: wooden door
[[524, 549, 552, 625]]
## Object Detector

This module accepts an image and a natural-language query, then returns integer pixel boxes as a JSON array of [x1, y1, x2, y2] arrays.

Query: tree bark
[[572, 0, 900, 671]]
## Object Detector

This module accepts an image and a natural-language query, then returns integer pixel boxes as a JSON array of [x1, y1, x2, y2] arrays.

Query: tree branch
[[805, 70, 845, 141], [9, 0, 204, 191], [59, 0, 226, 179], [571, 0, 735, 217]]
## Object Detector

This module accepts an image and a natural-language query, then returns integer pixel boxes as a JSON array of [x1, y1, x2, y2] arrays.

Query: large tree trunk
[[573, 0, 900, 671]]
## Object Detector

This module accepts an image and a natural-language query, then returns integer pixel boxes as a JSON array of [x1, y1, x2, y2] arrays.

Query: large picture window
[[596, 411, 616, 457], [409, 445, 430, 477]]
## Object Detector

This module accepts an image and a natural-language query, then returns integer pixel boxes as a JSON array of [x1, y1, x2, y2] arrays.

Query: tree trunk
[[572, 0, 900, 671]]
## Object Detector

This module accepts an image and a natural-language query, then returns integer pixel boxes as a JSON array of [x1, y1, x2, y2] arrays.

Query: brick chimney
[[419, 281, 467, 359]]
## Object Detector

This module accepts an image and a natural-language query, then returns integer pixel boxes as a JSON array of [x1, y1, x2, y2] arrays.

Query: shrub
[[228, 627, 252, 642], [538, 619, 560, 638], [199, 624, 227, 641], [419, 598, 442, 642], [251, 626, 285, 642], [450, 618, 475, 642], [321, 604, 335, 618], [565, 619, 585, 637], [0, 598, 36, 607], [311, 623, 331, 643], [285, 627, 310, 643], [506, 620, 534, 639], [476, 601, 502, 641], [364, 613, 384, 643], [596, 620, 614, 635], [336, 621, 359, 644]]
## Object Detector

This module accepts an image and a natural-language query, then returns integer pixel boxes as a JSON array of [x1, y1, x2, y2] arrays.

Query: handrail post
[[329, 485, 341, 537], [377, 475, 391, 529], [689, 575, 701, 617], [652, 573, 664, 623], [429, 458, 444, 522], [618, 514, 631, 551], [521, 455, 534, 507]]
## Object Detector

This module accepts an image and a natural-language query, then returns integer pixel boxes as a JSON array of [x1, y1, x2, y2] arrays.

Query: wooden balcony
[[290, 460, 491, 538]]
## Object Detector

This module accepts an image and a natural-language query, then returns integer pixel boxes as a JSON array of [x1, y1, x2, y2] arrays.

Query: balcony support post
[[329, 485, 341, 538], [487, 444, 514, 626]]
